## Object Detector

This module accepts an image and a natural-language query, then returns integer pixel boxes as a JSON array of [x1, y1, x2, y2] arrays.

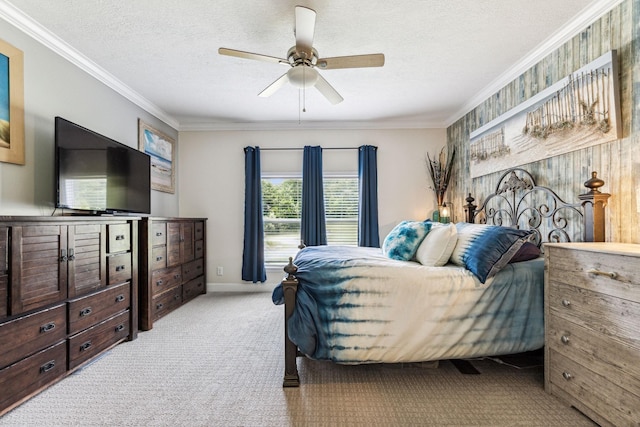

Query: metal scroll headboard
[[464, 168, 609, 245]]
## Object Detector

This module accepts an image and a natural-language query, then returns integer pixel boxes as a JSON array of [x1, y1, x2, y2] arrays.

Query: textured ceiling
[[0, 0, 621, 130]]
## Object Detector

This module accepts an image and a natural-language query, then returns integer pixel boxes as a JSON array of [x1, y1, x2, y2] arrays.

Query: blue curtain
[[358, 145, 380, 247], [301, 146, 327, 246], [241, 146, 266, 283]]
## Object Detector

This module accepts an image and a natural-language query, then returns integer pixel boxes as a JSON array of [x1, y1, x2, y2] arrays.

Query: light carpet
[[0, 292, 596, 426]]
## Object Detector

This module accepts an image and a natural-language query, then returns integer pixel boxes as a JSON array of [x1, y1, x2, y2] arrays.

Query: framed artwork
[[138, 119, 175, 193], [469, 51, 621, 178], [0, 38, 25, 165]]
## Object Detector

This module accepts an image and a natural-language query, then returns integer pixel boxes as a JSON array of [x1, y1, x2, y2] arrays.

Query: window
[[262, 174, 358, 265]]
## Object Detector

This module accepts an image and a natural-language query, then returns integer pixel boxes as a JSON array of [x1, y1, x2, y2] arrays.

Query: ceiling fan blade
[[258, 72, 290, 97], [294, 6, 316, 58], [218, 48, 288, 65], [316, 54, 385, 70], [314, 73, 343, 105]]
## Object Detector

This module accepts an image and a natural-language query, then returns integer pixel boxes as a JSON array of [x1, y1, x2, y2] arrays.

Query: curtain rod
[[260, 147, 360, 151]]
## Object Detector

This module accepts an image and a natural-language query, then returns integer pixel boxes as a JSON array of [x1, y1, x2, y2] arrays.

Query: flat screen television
[[55, 116, 151, 214]]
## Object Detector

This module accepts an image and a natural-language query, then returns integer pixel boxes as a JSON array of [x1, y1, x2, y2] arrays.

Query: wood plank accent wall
[[447, 0, 640, 243]]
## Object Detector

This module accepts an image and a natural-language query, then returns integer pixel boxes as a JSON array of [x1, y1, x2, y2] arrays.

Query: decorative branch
[[426, 147, 455, 206]]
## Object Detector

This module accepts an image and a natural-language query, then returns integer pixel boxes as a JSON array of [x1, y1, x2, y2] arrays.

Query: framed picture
[[0, 38, 25, 165], [138, 119, 175, 193]]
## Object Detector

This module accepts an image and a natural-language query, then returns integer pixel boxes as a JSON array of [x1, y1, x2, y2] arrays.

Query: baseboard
[[207, 282, 276, 293]]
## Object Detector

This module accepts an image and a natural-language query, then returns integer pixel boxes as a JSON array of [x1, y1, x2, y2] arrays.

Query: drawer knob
[[40, 360, 56, 373], [156, 256, 163, 262], [156, 232, 163, 237], [80, 341, 92, 352], [115, 265, 126, 272], [562, 372, 572, 381], [115, 294, 125, 303], [40, 322, 56, 333], [115, 234, 125, 240], [115, 324, 125, 332], [561, 335, 570, 344], [586, 268, 618, 279], [157, 303, 164, 310], [156, 280, 163, 286], [561, 299, 571, 307], [79, 307, 93, 317]]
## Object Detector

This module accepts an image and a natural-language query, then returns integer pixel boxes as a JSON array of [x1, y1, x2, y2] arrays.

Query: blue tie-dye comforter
[[272, 245, 544, 364]]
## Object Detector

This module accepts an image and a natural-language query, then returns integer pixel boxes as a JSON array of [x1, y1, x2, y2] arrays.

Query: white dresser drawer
[[547, 315, 640, 398], [547, 280, 640, 351], [548, 349, 640, 427], [547, 244, 640, 303]]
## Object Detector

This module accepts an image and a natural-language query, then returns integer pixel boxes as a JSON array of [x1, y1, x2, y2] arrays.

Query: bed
[[273, 168, 609, 386]]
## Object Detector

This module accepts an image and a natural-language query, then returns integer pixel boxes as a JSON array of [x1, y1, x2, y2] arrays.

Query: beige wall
[[0, 20, 179, 217], [178, 128, 446, 288]]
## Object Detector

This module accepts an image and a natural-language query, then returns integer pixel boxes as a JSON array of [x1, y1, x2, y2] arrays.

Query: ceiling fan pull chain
[[302, 68, 307, 113]]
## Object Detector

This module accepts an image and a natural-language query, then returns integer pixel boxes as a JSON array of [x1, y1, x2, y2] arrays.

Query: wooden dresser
[[544, 242, 640, 427], [139, 217, 206, 330], [0, 216, 138, 416]]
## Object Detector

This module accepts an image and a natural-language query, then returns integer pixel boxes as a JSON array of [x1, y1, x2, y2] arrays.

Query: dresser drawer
[[151, 222, 167, 246], [152, 287, 182, 320], [0, 341, 67, 414], [548, 349, 640, 427], [182, 258, 204, 283], [195, 221, 204, 241], [151, 266, 182, 296], [547, 246, 640, 303], [151, 246, 167, 271], [548, 281, 640, 350], [68, 282, 130, 335], [68, 310, 130, 370], [108, 252, 132, 285], [183, 276, 205, 302], [0, 304, 67, 369], [547, 314, 640, 398], [107, 224, 130, 253], [195, 239, 204, 259]]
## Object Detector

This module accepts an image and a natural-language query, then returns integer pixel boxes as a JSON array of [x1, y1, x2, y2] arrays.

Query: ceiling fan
[[218, 5, 385, 105]]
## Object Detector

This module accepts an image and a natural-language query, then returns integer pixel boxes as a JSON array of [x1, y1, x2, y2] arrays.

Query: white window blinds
[[262, 175, 358, 265]]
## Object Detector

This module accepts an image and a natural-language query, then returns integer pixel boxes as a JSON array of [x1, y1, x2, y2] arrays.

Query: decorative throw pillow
[[450, 222, 533, 283], [382, 220, 433, 261], [415, 223, 458, 267], [508, 241, 541, 263]]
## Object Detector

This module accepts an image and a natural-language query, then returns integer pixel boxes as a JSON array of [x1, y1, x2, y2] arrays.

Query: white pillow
[[415, 223, 458, 267]]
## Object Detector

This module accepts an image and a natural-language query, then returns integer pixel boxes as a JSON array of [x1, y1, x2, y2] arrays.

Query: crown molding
[[445, 0, 625, 127], [178, 118, 444, 132]]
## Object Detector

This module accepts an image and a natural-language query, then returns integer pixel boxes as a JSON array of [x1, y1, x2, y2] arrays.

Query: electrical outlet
[[216, 266, 223, 276]]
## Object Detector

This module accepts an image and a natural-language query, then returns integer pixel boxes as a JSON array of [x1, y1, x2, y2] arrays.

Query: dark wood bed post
[[578, 171, 610, 242], [464, 193, 477, 223], [282, 257, 300, 387]]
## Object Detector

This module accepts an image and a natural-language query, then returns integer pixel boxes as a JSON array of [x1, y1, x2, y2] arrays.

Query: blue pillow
[[382, 220, 433, 261], [450, 223, 533, 283]]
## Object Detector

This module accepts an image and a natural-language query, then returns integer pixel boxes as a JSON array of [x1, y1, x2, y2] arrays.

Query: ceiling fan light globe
[[287, 66, 319, 88]]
